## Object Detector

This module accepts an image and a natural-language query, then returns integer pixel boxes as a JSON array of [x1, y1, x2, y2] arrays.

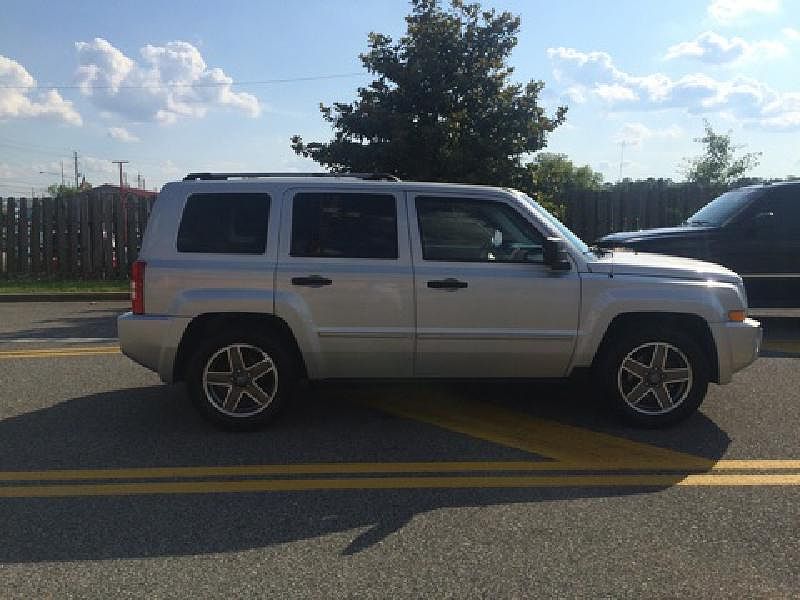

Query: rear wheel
[[186, 330, 296, 430], [597, 327, 710, 428]]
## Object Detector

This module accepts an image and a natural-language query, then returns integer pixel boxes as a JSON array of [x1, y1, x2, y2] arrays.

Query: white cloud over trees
[[75, 38, 261, 124], [0, 55, 82, 125], [707, 0, 780, 24], [547, 46, 799, 131], [665, 31, 786, 64], [107, 126, 140, 142]]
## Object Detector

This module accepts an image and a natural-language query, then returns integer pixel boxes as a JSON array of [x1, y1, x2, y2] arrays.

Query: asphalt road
[[0, 302, 798, 598]]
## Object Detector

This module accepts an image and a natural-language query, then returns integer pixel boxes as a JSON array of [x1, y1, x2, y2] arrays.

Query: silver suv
[[118, 173, 762, 429]]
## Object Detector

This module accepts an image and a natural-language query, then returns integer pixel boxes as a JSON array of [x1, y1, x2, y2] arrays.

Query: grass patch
[[0, 278, 129, 293]]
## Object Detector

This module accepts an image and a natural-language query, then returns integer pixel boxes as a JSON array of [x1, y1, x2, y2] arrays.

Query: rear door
[[276, 187, 414, 378], [409, 192, 581, 378]]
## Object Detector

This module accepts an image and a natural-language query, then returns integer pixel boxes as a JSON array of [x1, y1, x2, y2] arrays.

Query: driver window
[[762, 189, 800, 241], [416, 196, 545, 263]]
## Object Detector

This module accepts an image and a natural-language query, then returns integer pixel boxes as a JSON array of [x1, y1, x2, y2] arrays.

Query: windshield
[[686, 187, 762, 227], [515, 192, 591, 254]]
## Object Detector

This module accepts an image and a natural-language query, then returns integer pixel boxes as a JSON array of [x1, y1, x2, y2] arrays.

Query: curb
[[0, 292, 130, 302]]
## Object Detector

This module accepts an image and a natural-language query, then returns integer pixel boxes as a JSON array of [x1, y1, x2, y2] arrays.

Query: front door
[[723, 186, 800, 307], [409, 193, 581, 378]]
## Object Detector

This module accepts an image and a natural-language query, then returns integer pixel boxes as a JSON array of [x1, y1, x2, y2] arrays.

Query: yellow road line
[[1, 459, 799, 482], [361, 395, 714, 469], [762, 340, 800, 354], [1, 473, 799, 498], [0, 346, 120, 359], [710, 460, 800, 470]]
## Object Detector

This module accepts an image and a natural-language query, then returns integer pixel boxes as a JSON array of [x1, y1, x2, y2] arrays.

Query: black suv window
[[760, 186, 800, 240], [416, 197, 545, 263], [290, 193, 398, 259], [177, 193, 269, 254]]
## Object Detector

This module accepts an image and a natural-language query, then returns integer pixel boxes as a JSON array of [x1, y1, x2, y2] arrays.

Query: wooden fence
[[1, 183, 726, 278], [560, 183, 725, 243], [0, 191, 155, 279]]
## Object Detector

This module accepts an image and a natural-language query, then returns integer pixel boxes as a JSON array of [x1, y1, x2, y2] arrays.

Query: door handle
[[427, 278, 468, 290], [291, 275, 333, 288]]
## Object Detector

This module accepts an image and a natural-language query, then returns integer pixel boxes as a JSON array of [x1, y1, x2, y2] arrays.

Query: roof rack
[[183, 172, 401, 182]]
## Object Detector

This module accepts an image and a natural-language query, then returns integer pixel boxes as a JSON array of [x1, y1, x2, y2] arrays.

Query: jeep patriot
[[118, 173, 762, 429]]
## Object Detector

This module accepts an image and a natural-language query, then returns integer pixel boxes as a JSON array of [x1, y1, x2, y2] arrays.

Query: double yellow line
[[1, 461, 799, 497], [1, 345, 799, 497], [0, 346, 121, 360]]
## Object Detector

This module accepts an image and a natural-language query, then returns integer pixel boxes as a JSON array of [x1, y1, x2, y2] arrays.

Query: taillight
[[131, 260, 146, 315]]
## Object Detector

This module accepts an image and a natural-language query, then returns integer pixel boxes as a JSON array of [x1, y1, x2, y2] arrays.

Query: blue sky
[[1, 0, 798, 196]]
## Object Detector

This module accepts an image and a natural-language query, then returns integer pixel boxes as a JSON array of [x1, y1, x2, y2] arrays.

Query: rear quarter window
[[177, 193, 270, 254]]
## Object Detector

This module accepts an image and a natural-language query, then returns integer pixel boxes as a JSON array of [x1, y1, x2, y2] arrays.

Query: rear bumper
[[117, 312, 190, 383], [711, 318, 762, 384]]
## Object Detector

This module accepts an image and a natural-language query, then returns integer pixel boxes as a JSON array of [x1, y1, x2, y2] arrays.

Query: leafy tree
[[47, 181, 91, 197], [291, 0, 566, 186], [47, 184, 78, 197], [521, 152, 602, 215], [684, 120, 761, 186]]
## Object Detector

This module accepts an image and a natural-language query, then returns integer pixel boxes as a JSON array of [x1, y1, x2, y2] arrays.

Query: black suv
[[597, 181, 800, 308]]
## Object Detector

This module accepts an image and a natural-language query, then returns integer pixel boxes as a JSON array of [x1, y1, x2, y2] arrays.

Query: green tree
[[47, 181, 91, 197], [684, 120, 761, 186], [291, 0, 566, 186], [47, 184, 78, 197], [522, 152, 602, 215]]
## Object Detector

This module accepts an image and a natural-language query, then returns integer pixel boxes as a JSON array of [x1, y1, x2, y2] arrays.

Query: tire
[[186, 329, 297, 431], [596, 326, 710, 428]]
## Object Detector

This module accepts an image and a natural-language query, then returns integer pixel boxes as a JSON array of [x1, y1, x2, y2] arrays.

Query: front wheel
[[597, 328, 710, 428], [186, 331, 296, 430]]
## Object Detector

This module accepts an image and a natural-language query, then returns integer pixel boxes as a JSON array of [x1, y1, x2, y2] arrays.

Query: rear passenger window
[[177, 193, 269, 254], [290, 193, 398, 259]]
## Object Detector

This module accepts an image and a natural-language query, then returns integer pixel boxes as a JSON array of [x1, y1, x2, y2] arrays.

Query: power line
[[0, 72, 365, 91], [0, 138, 75, 155], [0, 136, 176, 170]]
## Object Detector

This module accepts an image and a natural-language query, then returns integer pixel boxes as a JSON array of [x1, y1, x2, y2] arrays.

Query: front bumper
[[711, 318, 762, 384], [117, 312, 191, 383]]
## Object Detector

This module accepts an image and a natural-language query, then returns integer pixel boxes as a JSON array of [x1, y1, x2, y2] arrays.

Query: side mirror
[[543, 237, 571, 271]]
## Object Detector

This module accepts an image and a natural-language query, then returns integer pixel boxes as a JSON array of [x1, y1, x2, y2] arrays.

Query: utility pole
[[60, 160, 65, 187], [73, 151, 79, 189], [112, 160, 130, 255], [618, 141, 626, 182], [112, 160, 129, 191]]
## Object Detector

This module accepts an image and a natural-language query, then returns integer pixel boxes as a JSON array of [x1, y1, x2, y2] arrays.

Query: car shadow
[[0, 379, 730, 563], [0, 306, 126, 341]]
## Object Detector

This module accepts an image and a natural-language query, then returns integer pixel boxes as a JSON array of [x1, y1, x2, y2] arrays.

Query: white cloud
[[157, 159, 183, 177], [665, 31, 787, 64], [564, 85, 587, 104], [595, 83, 639, 102], [75, 38, 261, 124], [708, 0, 780, 24], [0, 55, 82, 125], [81, 156, 117, 177], [783, 27, 800, 41], [613, 122, 683, 147], [107, 126, 140, 142], [547, 46, 800, 130]]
